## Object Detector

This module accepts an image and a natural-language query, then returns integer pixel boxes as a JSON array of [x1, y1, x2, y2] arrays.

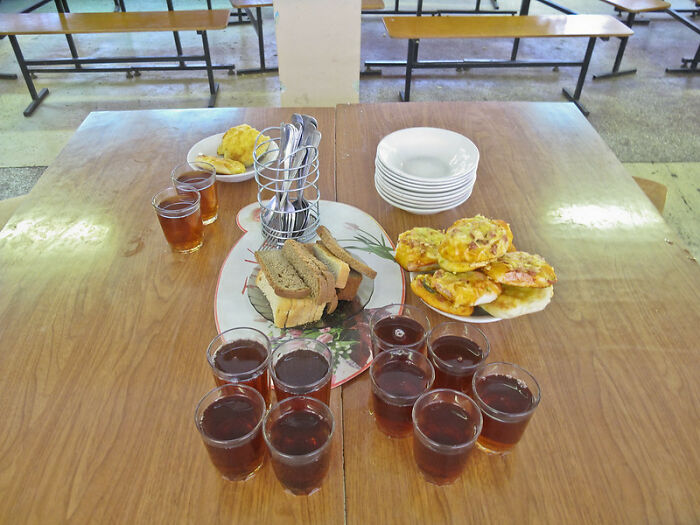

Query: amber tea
[[152, 186, 203, 253], [270, 339, 332, 405], [172, 162, 218, 225]]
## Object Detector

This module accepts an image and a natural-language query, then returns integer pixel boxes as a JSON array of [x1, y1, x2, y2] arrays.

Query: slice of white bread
[[255, 249, 310, 299], [313, 242, 350, 288], [317, 225, 378, 279], [256, 271, 323, 328]]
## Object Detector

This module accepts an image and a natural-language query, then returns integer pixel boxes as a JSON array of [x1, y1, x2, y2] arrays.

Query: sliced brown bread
[[256, 271, 322, 328], [313, 242, 350, 288], [282, 239, 329, 305], [337, 269, 362, 301], [316, 225, 377, 279], [255, 249, 310, 299]]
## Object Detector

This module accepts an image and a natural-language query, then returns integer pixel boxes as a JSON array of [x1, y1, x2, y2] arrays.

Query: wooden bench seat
[[596, 0, 700, 76], [383, 14, 633, 115], [0, 9, 230, 116]]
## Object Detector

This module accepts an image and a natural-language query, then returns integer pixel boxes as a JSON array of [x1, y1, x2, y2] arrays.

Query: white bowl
[[375, 159, 475, 193], [375, 171, 473, 205], [376, 127, 479, 183], [374, 178, 473, 215]]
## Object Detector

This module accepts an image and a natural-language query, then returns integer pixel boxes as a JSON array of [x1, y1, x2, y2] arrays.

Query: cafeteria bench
[[0, 9, 231, 117], [382, 14, 634, 116]]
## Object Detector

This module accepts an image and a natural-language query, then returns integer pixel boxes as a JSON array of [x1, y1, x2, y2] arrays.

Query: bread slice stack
[[254, 229, 376, 328]]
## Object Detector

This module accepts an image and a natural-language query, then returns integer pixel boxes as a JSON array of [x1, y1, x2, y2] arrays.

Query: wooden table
[[1, 102, 699, 523]]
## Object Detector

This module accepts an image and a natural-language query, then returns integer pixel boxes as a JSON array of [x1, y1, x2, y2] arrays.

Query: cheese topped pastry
[[394, 227, 446, 272], [482, 251, 557, 288], [480, 285, 554, 319], [437, 215, 511, 273], [218, 124, 270, 167], [410, 274, 474, 317], [430, 270, 501, 307]]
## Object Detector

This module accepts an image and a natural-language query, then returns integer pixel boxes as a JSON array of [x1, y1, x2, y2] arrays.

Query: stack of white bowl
[[374, 127, 479, 215]]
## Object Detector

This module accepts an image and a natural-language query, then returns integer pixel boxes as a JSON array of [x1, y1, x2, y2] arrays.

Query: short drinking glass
[[370, 303, 430, 356], [194, 384, 266, 481], [427, 321, 489, 396], [412, 388, 482, 485], [206, 327, 272, 407], [171, 161, 218, 225], [369, 347, 435, 438], [152, 185, 203, 253], [270, 338, 333, 405], [263, 396, 335, 495], [472, 361, 541, 455]]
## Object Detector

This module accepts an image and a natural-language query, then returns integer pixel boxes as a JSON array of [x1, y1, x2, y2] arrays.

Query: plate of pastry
[[187, 124, 278, 183], [395, 217, 557, 322]]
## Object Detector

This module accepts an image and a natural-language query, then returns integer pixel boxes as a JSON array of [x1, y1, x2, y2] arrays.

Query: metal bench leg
[[0, 73, 18, 80], [666, 41, 700, 73], [8, 35, 49, 117], [511, 0, 530, 60], [200, 30, 219, 107], [562, 36, 595, 117], [54, 0, 82, 69], [400, 38, 418, 102], [593, 11, 637, 79], [165, 0, 186, 69]]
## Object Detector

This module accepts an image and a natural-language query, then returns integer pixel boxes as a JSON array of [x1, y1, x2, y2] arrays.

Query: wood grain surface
[[0, 107, 342, 524], [0, 10, 230, 36], [335, 101, 700, 524], [383, 14, 634, 39]]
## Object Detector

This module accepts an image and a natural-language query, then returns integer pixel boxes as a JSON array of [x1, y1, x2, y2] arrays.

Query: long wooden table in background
[[1, 102, 698, 523]]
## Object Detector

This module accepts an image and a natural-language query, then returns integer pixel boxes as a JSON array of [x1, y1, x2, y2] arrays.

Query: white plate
[[376, 127, 479, 183], [409, 272, 501, 323], [215, 200, 405, 388], [375, 168, 474, 201], [375, 159, 475, 193], [375, 179, 472, 215], [186, 132, 278, 183], [375, 172, 472, 207]]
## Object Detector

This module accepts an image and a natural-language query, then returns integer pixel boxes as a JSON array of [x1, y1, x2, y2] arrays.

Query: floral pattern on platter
[[217, 201, 405, 388]]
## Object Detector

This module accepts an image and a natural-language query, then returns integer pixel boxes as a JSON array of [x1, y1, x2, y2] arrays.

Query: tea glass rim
[[269, 338, 333, 395], [194, 383, 266, 447], [262, 395, 335, 462], [412, 388, 483, 453], [471, 361, 542, 421], [171, 160, 216, 190], [370, 347, 435, 405], [426, 322, 490, 375], [369, 303, 431, 347], [206, 326, 272, 382], [152, 184, 200, 216]]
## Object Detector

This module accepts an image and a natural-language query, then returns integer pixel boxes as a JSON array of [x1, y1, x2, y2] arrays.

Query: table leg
[[400, 38, 418, 102], [200, 30, 219, 107], [0, 73, 18, 80], [666, 41, 700, 73], [592, 11, 637, 80], [8, 35, 50, 117], [562, 37, 595, 116]]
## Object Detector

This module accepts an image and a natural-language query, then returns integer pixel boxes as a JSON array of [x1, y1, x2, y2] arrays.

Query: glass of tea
[[427, 322, 489, 396], [206, 327, 272, 407], [171, 161, 218, 225], [152, 185, 204, 253], [412, 388, 482, 485], [471, 362, 541, 455], [269, 338, 333, 405], [263, 396, 335, 495], [194, 383, 266, 481], [369, 303, 431, 356], [369, 347, 435, 438]]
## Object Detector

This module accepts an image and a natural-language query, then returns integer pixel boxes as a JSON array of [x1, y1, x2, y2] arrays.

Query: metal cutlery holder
[[254, 128, 321, 246]]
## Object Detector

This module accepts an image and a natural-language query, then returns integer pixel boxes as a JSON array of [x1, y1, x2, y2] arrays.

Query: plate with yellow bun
[[397, 216, 557, 322], [187, 124, 278, 182]]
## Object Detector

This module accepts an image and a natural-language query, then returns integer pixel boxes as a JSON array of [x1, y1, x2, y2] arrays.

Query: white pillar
[[273, 0, 361, 106]]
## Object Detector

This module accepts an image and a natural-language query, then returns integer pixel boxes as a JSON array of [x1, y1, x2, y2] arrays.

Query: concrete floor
[[0, 0, 698, 256]]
